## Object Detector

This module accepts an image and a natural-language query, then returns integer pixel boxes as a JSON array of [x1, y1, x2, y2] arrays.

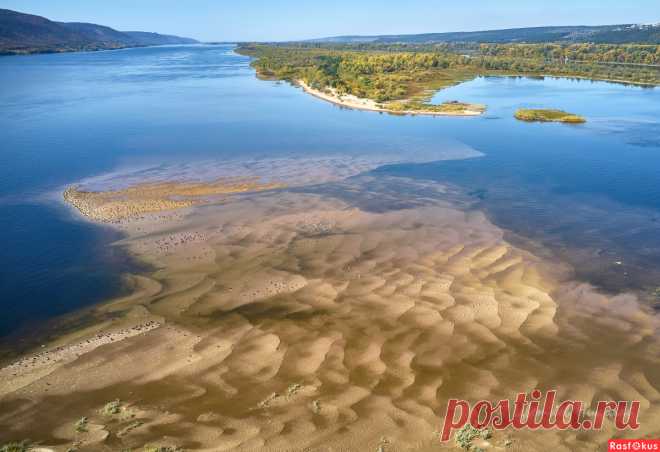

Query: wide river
[[1, 44, 660, 343]]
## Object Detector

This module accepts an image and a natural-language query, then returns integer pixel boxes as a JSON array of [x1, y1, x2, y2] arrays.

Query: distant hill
[[0, 8, 197, 55], [310, 24, 660, 45]]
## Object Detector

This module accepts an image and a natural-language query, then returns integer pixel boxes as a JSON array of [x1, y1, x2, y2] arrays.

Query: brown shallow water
[[0, 172, 659, 451]]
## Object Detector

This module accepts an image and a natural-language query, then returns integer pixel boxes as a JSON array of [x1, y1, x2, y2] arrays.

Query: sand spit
[[2, 176, 659, 451], [299, 80, 486, 116], [0, 321, 161, 396], [63, 177, 284, 223]]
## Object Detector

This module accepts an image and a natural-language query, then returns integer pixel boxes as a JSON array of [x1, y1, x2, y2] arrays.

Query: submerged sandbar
[[3, 169, 659, 451]]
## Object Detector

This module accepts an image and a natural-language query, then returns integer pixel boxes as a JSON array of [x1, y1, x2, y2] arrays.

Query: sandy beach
[[298, 81, 486, 117], [1, 167, 659, 451]]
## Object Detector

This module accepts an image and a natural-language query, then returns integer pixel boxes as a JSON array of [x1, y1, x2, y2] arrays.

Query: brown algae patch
[[63, 177, 285, 222]]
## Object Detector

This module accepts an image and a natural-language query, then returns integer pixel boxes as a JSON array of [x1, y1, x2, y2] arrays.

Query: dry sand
[[63, 177, 284, 223], [1, 173, 659, 451]]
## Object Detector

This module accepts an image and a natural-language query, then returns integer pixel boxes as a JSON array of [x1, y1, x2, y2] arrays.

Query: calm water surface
[[1, 45, 660, 340]]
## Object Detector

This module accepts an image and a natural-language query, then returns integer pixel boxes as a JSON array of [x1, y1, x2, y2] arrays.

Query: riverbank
[[298, 80, 485, 116]]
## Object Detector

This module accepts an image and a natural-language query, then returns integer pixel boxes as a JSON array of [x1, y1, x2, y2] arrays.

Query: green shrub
[[101, 399, 122, 416], [0, 441, 31, 452], [74, 416, 88, 433], [455, 424, 480, 450]]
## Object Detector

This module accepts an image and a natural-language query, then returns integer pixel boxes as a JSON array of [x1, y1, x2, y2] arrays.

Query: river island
[[514, 108, 586, 123]]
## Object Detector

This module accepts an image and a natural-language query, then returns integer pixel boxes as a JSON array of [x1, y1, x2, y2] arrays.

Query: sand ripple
[[2, 176, 659, 451]]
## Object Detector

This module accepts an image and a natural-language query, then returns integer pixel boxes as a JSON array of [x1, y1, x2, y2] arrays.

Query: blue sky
[[2, 0, 659, 41]]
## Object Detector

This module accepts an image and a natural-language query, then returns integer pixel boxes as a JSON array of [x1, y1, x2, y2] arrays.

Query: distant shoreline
[[490, 72, 659, 89], [0, 42, 209, 58], [1, 44, 138, 57]]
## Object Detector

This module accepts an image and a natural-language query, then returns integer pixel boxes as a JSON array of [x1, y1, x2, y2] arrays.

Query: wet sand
[[1, 168, 659, 451]]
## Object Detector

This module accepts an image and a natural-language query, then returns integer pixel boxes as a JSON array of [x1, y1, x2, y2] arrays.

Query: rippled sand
[[2, 170, 659, 451]]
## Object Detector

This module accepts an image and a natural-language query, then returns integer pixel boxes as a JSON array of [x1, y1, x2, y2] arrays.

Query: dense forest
[[476, 43, 660, 65], [284, 42, 660, 65], [237, 43, 660, 106]]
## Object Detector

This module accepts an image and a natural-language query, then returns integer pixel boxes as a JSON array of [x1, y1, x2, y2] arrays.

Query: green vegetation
[[451, 424, 494, 450], [286, 383, 302, 396], [0, 441, 31, 452], [74, 416, 88, 433], [475, 43, 660, 66], [101, 399, 122, 416], [236, 43, 659, 113], [237, 44, 480, 104], [388, 100, 485, 114], [454, 424, 481, 450], [514, 108, 586, 123]]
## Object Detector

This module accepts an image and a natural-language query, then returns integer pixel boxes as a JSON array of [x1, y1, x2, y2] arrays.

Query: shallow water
[[415, 76, 660, 293], [1, 45, 660, 339]]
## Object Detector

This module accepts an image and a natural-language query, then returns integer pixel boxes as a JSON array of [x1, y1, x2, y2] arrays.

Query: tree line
[[237, 43, 660, 103]]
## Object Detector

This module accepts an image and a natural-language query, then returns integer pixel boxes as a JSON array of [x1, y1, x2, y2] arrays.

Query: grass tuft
[[0, 441, 31, 452], [455, 424, 481, 450], [286, 383, 302, 397], [101, 399, 122, 416], [74, 416, 88, 433]]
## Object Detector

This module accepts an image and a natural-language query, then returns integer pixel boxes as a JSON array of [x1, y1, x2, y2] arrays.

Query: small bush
[[101, 399, 122, 416], [0, 441, 31, 452], [74, 416, 88, 433], [455, 424, 480, 450], [286, 383, 302, 397]]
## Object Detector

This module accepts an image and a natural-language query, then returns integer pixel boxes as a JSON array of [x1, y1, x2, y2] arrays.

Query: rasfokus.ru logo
[[608, 439, 660, 450], [440, 390, 642, 442]]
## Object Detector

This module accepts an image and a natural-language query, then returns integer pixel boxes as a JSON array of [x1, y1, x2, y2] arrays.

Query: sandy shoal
[[1, 175, 659, 451]]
